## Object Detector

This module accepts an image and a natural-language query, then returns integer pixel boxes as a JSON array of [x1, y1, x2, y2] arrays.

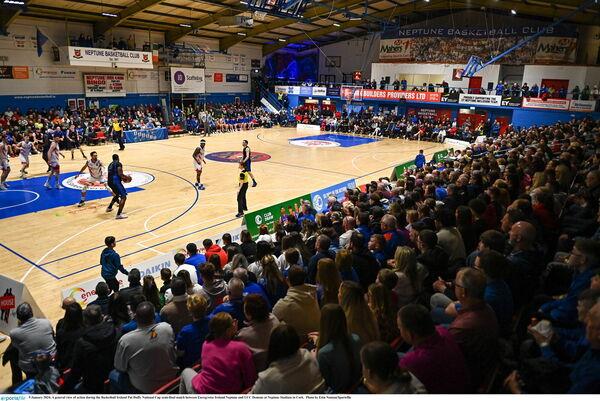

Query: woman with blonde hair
[[176, 294, 210, 368], [259, 255, 288, 305], [338, 281, 379, 344], [367, 283, 400, 343], [393, 246, 426, 307], [335, 249, 359, 283], [316, 258, 341, 306]]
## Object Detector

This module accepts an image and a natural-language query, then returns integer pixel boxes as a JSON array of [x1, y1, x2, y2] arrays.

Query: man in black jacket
[[62, 305, 117, 393]]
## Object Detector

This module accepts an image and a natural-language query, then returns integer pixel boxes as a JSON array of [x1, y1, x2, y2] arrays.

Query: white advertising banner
[[296, 124, 321, 135], [444, 138, 471, 149], [534, 37, 577, 64], [33, 66, 78, 80], [67, 46, 153, 69], [274, 85, 289, 94], [84, 73, 126, 97], [458, 93, 502, 106], [127, 69, 159, 81], [170, 67, 206, 94], [312, 87, 327, 97], [379, 38, 413, 61], [569, 99, 597, 112], [522, 97, 570, 110], [61, 226, 246, 306]]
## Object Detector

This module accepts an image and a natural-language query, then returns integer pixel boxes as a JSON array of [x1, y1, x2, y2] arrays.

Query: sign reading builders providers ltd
[[170, 67, 206, 94]]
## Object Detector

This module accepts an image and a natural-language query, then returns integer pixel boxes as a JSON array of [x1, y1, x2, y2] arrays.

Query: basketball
[[122, 175, 132, 183]]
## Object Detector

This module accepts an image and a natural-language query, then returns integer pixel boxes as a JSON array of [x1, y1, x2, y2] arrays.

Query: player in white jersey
[[17, 135, 34, 179], [0, 133, 10, 190], [44, 134, 65, 189], [76, 151, 109, 207], [192, 139, 206, 190]]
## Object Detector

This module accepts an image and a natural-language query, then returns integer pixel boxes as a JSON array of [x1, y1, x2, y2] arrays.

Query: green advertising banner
[[244, 194, 310, 238], [432, 148, 453, 163], [393, 160, 416, 178]]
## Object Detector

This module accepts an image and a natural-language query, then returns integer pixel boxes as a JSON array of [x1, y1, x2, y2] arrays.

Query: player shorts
[[244, 160, 252, 172], [19, 154, 29, 164], [85, 176, 107, 187], [110, 178, 127, 197], [0, 159, 9, 170], [194, 161, 203, 172], [49, 162, 60, 172]]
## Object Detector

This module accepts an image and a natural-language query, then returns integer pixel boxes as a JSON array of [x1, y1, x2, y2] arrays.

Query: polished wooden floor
[[1, 127, 449, 324]]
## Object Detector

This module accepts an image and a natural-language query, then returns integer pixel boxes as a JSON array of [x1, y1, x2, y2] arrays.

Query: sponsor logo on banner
[[458, 93, 502, 106], [226, 74, 248, 83], [274, 85, 288, 94], [214, 72, 223, 82], [289, 139, 341, 148], [312, 87, 327, 97], [286, 86, 301, 95], [299, 86, 313, 96], [535, 37, 577, 64], [311, 179, 356, 213], [67, 46, 153, 69], [34, 67, 78, 80], [522, 97, 570, 110], [444, 138, 471, 149], [501, 95, 523, 107], [0, 66, 29, 79], [245, 195, 309, 238], [569, 100, 597, 112], [326, 86, 341, 97], [205, 151, 271, 163], [126, 70, 158, 81], [379, 38, 413, 61], [441, 92, 459, 103], [62, 171, 154, 190], [84, 73, 126, 97], [170, 67, 205, 93], [361, 89, 441, 103], [124, 128, 168, 143]]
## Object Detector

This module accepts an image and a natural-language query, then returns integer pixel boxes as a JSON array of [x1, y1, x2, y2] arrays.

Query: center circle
[[205, 151, 271, 163], [62, 171, 155, 191], [289, 139, 341, 148]]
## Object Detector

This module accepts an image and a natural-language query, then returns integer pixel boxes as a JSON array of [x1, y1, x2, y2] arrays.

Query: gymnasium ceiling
[[1, 0, 599, 54]]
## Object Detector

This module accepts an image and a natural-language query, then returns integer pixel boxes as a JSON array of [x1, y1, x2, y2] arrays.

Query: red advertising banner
[[407, 107, 452, 120], [522, 97, 570, 110], [358, 89, 441, 102], [214, 72, 223, 82]]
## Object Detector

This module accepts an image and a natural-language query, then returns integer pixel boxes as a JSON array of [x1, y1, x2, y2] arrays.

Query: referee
[[236, 161, 249, 218]]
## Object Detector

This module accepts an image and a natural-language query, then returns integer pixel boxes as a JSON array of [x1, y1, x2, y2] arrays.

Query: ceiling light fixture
[[510, 9, 517, 15], [237, 32, 247, 36], [333, 22, 341, 27], [101, 12, 118, 18], [179, 23, 191, 28], [240, 1, 248, 4], [4, 0, 26, 5], [278, 38, 286, 42]]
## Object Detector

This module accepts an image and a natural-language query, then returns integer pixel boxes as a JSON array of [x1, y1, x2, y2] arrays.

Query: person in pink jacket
[[179, 312, 257, 394]]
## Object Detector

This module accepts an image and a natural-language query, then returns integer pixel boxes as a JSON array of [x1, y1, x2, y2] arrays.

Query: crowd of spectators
[[6, 116, 600, 394]]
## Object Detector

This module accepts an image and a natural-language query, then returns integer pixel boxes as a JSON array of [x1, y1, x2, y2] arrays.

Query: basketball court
[[0, 128, 449, 323]]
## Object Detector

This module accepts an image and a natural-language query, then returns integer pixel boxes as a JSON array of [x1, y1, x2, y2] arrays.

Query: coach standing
[[236, 162, 249, 218], [101, 236, 129, 293], [415, 149, 426, 169]]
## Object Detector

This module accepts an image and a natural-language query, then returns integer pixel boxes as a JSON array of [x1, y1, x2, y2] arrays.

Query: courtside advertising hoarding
[[245, 195, 310, 238], [522, 97, 570, 110], [311, 179, 356, 213]]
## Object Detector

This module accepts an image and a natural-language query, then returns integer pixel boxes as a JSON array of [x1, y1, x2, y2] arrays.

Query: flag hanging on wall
[[36, 27, 48, 57]]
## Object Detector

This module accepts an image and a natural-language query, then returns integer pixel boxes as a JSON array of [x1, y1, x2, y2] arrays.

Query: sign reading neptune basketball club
[[311, 179, 356, 213], [66, 46, 153, 69], [170, 67, 206, 94]]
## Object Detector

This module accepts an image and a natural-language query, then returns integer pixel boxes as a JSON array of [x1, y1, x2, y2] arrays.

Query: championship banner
[[0, 66, 29, 79], [501, 95, 523, 107], [569, 100, 597, 112], [522, 97, 570, 110], [379, 38, 413, 61], [170, 67, 206, 94], [244, 194, 310, 239], [458, 93, 502, 107], [312, 87, 327, 97], [534, 37, 577, 64], [124, 127, 168, 143], [34, 66, 78, 80], [84, 73, 126, 97], [310, 179, 356, 213], [67, 46, 153, 69]]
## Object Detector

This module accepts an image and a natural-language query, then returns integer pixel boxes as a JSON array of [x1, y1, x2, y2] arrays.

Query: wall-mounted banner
[[67, 46, 153, 69], [534, 37, 577, 64], [340, 86, 363, 101], [458, 93, 502, 107], [0, 66, 29, 79], [379, 38, 413, 62], [299, 86, 313, 96], [569, 100, 597, 112], [326, 86, 341, 97], [170, 67, 205, 94], [310, 179, 356, 213], [34, 67, 78, 80], [126, 69, 159, 81], [522, 97, 570, 110], [364, 89, 442, 102], [440, 92, 460, 103], [225, 73, 248, 83], [501, 95, 523, 107], [84, 73, 126, 97], [311, 87, 327, 97], [124, 127, 168, 143]]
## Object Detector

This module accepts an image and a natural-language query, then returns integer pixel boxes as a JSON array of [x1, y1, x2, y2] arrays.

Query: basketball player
[[241, 139, 257, 187], [76, 151, 109, 207], [0, 133, 10, 190], [65, 125, 87, 160], [44, 134, 65, 189], [193, 139, 206, 190], [236, 161, 249, 218], [107, 153, 129, 219], [17, 134, 34, 179]]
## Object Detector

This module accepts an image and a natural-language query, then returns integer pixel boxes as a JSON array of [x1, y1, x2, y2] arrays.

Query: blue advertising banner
[[326, 86, 341, 97], [124, 127, 168, 143], [299, 86, 313, 96], [310, 179, 356, 213]]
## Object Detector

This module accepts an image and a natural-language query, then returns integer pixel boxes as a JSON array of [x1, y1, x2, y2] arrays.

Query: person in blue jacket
[[100, 236, 129, 293], [414, 149, 426, 169]]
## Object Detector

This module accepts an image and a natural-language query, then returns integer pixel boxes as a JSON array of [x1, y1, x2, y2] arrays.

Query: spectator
[[88, 281, 111, 316], [367, 283, 400, 342], [160, 277, 193, 336], [335, 248, 359, 283], [210, 277, 245, 325], [185, 243, 206, 268], [100, 236, 128, 293], [55, 302, 85, 370], [339, 281, 380, 344], [316, 258, 341, 306], [118, 268, 143, 307], [240, 229, 257, 263], [142, 276, 162, 310], [392, 246, 427, 307], [251, 325, 324, 393], [176, 295, 210, 368], [233, 267, 271, 308], [198, 262, 228, 312], [434, 207, 466, 269], [476, 250, 514, 333], [173, 252, 199, 285], [179, 312, 257, 394], [349, 232, 380, 290], [258, 255, 288, 306], [203, 239, 227, 268], [308, 234, 335, 284]]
